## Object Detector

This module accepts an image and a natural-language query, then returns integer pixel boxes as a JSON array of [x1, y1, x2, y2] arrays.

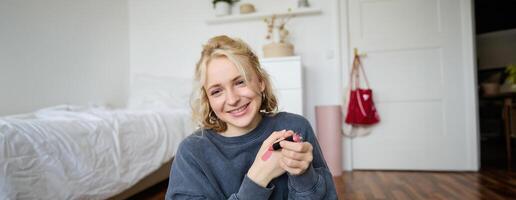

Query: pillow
[[128, 74, 193, 110]]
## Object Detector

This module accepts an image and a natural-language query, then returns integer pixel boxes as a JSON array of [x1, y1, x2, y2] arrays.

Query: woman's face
[[204, 57, 264, 135]]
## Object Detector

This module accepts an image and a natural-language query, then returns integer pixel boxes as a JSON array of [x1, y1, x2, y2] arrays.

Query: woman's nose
[[225, 89, 240, 105]]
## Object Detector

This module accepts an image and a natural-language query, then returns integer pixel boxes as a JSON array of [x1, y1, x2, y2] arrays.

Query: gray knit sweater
[[165, 112, 337, 199]]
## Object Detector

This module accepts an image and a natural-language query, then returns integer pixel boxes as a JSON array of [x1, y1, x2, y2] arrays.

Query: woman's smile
[[227, 102, 250, 117]]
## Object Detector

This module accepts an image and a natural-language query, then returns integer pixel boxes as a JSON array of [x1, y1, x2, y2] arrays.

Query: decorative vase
[[263, 42, 294, 58], [239, 3, 255, 14], [214, 1, 231, 16]]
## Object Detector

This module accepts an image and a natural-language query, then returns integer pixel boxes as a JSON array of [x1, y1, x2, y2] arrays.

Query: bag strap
[[349, 55, 358, 90], [351, 54, 371, 90]]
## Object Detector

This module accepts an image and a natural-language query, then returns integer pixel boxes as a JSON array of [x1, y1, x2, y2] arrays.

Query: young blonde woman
[[166, 35, 337, 199]]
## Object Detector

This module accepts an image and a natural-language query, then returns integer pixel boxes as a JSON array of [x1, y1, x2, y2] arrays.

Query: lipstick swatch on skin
[[261, 149, 273, 161]]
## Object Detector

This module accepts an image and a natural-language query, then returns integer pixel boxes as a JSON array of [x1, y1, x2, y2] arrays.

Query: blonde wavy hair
[[191, 35, 278, 132]]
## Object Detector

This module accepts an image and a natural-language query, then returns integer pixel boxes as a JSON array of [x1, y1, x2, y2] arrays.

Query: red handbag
[[345, 54, 380, 125]]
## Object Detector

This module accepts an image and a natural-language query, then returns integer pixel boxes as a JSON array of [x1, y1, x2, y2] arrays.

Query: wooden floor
[[129, 170, 516, 200], [334, 170, 516, 200]]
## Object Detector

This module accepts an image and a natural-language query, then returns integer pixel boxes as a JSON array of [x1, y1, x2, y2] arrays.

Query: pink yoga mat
[[315, 105, 342, 176]]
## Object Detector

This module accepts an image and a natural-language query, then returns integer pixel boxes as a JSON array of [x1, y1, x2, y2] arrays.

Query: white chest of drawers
[[260, 56, 303, 115]]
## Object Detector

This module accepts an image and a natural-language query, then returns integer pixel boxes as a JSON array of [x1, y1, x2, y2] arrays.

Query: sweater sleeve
[[229, 175, 275, 200], [287, 118, 338, 199], [165, 138, 275, 200], [165, 139, 209, 200]]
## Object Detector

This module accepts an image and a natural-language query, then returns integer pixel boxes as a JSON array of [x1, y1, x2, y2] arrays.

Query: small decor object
[[297, 0, 310, 8], [501, 64, 516, 93], [345, 49, 380, 125], [212, 0, 239, 16], [481, 82, 500, 96], [262, 12, 295, 58], [239, 3, 255, 14]]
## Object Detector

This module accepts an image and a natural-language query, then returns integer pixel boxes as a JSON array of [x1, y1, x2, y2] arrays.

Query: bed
[[0, 105, 194, 199], [0, 74, 195, 199]]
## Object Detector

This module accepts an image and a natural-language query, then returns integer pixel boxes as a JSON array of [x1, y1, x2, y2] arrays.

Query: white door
[[346, 0, 478, 170]]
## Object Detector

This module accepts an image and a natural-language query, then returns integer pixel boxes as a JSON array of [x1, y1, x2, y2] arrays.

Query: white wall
[[129, 0, 343, 125], [0, 0, 348, 168], [0, 0, 129, 115]]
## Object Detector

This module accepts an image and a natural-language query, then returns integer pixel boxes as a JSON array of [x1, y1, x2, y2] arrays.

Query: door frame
[[334, 0, 479, 171]]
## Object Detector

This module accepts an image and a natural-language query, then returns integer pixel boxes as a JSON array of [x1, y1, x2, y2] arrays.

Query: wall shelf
[[478, 66, 508, 71], [206, 7, 322, 25], [260, 56, 301, 63]]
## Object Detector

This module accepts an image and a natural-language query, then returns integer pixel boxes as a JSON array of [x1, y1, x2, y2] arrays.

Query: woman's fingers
[[258, 130, 295, 157], [264, 130, 293, 146], [263, 130, 286, 144], [280, 158, 310, 175], [280, 141, 313, 153], [278, 141, 313, 175], [281, 157, 306, 168], [281, 148, 313, 162]]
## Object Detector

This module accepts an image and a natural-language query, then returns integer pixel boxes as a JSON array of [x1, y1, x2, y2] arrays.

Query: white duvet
[[0, 105, 194, 200]]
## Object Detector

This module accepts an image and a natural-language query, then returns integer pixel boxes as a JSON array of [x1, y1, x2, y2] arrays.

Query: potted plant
[[262, 13, 295, 58], [501, 64, 516, 93], [212, 0, 239, 16]]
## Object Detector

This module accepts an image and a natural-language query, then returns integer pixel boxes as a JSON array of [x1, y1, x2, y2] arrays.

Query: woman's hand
[[247, 130, 293, 187], [279, 137, 314, 176]]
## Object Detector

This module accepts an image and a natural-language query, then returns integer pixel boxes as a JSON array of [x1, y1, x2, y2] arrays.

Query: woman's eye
[[210, 89, 221, 96], [236, 80, 245, 86]]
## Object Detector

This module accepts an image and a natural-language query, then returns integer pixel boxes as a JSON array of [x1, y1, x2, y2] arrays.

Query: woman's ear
[[259, 79, 265, 93]]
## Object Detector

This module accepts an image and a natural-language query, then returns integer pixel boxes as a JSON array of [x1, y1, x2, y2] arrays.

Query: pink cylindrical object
[[315, 105, 343, 177]]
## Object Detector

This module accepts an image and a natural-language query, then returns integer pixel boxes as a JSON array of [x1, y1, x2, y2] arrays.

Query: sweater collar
[[206, 114, 273, 145]]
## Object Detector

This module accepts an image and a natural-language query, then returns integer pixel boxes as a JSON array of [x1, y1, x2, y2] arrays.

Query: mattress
[[0, 105, 194, 200]]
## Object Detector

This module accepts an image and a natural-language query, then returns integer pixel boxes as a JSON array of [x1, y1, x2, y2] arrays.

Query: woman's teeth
[[230, 103, 248, 113]]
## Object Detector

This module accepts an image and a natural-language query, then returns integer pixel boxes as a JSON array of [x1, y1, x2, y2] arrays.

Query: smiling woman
[[191, 35, 278, 134], [203, 57, 265, 136], [165, 35, 338, 199]]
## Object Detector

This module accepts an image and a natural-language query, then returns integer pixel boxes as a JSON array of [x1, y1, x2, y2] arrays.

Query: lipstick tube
[[271, 134, 303, 151]]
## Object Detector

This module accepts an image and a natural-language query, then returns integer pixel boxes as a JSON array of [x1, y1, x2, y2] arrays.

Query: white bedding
[[0, 105, 194, 200]]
